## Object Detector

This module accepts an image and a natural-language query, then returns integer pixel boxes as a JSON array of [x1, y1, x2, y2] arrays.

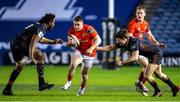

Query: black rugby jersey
[[11, 22, 46, 48], [115, 37, 160, 56]]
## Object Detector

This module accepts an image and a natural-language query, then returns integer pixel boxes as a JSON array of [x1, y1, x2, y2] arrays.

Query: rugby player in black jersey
[[2, 13, 63, 96], [97, 29, 179, 97]]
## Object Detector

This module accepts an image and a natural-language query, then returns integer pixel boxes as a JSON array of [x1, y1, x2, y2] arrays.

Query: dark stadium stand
[[149, 0, 180, 54]]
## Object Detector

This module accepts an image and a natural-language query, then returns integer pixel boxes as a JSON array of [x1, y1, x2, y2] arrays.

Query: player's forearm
[[96, 46, 110, 52], [89, 37, 100, 50], [40, 37, 56, 44], [96, 45, 116, 52], [122, 58, 137, 65], [122, 51, 138, 65], [148, 34, 159, 45], [151, 38, 159, 45]]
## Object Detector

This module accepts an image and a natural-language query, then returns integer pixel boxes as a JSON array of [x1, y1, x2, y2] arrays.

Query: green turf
[[0, 65, 180, 101]]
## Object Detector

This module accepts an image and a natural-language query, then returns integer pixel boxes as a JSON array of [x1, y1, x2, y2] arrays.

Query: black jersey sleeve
[[129, 39, 139, 52], [34, 24, 45, 38]]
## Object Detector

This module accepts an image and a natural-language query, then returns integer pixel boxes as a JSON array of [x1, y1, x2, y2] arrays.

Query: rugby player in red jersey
[[128, 5, 166, 96], [62, 16, 101, 96]]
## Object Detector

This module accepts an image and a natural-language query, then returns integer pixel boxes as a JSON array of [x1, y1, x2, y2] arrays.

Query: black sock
[[161, 78, 176, 89], [6, 67, 22, 90], [148, 80, 161, 92], [38, 77, 45, 86], [5, 83, 12, 90], [37, 63, 45, 86]]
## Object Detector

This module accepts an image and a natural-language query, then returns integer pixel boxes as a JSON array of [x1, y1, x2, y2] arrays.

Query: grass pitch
[[0, 65, 180, 101]]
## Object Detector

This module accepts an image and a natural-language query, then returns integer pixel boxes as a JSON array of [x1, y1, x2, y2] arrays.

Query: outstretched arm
[[40, 37, 63, 44], [96, 44, 117, 52], [147, 33, 166, 48], [147, 33, 159, 45]]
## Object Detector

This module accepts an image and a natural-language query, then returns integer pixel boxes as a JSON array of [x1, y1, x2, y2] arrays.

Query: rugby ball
[[68, 35, 80, 47]]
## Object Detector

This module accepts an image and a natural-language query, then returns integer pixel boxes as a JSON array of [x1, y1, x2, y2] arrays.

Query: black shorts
[[10, 41, 29, 62], [148, 52, 162, 64], [140, 44, 162, 65]]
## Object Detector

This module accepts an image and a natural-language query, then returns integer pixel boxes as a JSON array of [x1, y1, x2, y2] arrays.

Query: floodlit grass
[[0, 65, 180, 101]]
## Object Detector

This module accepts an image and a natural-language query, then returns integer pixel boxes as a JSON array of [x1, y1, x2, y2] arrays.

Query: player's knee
[[154, 72, 161, 79], [144, 74, 148, 79], [161, 73, 167, 79], [15, 59, 25, 71], [69, 63, 78, 69], [82, 73, 88, 80], [16, 62, 25, 67], [141, 68, 145, 72], [15, 65, 23, 72], [38, 54, 45, 61], [83, 59, 94, 68], [138, 56, 148, 68], [155, 72, 167, 80], [35, 50, 45, 61], [15, 64, 24, 72], [83, 62, 93, 68], [144, 74, 152, 81], [84, 65, 93, 69]]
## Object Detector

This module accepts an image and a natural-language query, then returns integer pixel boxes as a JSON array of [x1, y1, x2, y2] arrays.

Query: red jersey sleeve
[[87, 25, 98, 38]]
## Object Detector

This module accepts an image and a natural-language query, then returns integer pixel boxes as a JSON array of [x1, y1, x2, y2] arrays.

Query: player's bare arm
[[40, 37, 63, 44], [117, 51, 139, 66], [96, 44, 117, 52], [147, 33, 159, 45], [91, 35, 100, 49], [86, 35, 101, 55], [147, 33, 166, 48], [29, 34, 40, 64]]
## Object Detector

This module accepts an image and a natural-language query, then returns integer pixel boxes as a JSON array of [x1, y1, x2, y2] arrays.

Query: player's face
[[47, 19, 55, 31], [116, 38, 127, 46], [73, 21, 83, 31], [136, 9, 146, 22]]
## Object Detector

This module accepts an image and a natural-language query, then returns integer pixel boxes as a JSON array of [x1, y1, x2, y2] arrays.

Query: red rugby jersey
[[128, 18, 150, 41], [68, 24, 98, 57]]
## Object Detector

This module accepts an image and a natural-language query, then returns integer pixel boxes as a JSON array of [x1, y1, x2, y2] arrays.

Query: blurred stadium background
[[0, 0, 180, 66], [0, 0, 180, 101]]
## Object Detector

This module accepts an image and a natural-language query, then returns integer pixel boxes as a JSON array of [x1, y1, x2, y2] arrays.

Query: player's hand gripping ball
[[67, 35, 80, 48]]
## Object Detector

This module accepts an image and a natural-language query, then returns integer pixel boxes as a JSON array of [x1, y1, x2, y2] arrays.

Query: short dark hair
[[136, 5, 146, 12], [73, 16, 83, 22], [114, 29, 128, 39], [38, 13, 55, 24]]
